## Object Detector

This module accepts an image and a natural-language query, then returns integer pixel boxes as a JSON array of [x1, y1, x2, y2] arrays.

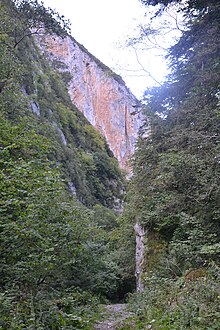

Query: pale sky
[[43, 0, 169, 98]]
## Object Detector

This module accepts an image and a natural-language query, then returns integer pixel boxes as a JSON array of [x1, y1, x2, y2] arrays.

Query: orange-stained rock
[[36, 35, 143, 175]]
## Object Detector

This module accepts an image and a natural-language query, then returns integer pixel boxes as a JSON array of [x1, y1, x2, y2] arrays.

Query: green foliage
[[128, 264, 220, 329], [0, 112, 102, 328], [0, 0, 70, 48], [131, 0, 220, 256], [0, 108, 124, 327], [110, 213, 137, 299], [0, 1, 128, 328], [0, 3, 125, 208], [0, 43, 21, 93], [126, 0, 220, 326], [0, 288, 100, 329], [140, 0, 217, 17]]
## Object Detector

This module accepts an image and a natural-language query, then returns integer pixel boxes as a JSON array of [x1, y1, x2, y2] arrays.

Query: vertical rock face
[[134, 223, 145, 292], [37, 35, 143, 174]]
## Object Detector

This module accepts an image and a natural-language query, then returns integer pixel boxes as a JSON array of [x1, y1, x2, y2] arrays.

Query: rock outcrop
[[134, 222, 145, 292], [36, 35, 143, 174]]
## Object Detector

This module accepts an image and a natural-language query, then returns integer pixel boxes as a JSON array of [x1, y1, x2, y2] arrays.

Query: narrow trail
[[94, 304, 134, 330]]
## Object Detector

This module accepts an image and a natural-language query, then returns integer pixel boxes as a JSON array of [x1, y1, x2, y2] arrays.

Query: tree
[[134, 0, 220, 272], [1, 0, 70, 48], [140, 0, 218, 14], [0, 1, 127, 328], [125, 0, 220, 327]]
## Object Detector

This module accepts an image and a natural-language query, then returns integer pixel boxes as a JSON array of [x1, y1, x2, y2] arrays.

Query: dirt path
[[94, 304, 134, 330]]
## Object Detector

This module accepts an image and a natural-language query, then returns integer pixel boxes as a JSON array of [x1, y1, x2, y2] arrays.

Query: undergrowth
[[127, 264, 220, 329]]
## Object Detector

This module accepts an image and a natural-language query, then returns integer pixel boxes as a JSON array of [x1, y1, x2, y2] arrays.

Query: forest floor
[[94, 303, 135, 329]]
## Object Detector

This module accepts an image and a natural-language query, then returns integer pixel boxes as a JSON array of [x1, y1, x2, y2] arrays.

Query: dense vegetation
[[0, 1, 135, 329], [123, 0, 220, 328]]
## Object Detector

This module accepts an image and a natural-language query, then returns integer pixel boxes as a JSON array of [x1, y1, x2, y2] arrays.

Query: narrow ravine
[[94, 304, 134, 330]]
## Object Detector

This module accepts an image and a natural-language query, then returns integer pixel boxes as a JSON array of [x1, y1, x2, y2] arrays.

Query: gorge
[[1, 1, 219, 329]]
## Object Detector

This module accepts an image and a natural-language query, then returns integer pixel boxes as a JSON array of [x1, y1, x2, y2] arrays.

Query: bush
[[128, 264, 220, 329], [0, 289, 100, 330]]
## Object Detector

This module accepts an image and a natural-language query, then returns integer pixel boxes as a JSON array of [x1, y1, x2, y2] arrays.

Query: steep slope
[[0, 0, 126, 209], [14, 34, 125, 208], [36, 34, 143, 174], [0, 1, 131, 328]]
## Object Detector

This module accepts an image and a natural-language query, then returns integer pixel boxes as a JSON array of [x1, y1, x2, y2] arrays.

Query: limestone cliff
[[134, 223, 145, 292], [36, 35, 143, 174]]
